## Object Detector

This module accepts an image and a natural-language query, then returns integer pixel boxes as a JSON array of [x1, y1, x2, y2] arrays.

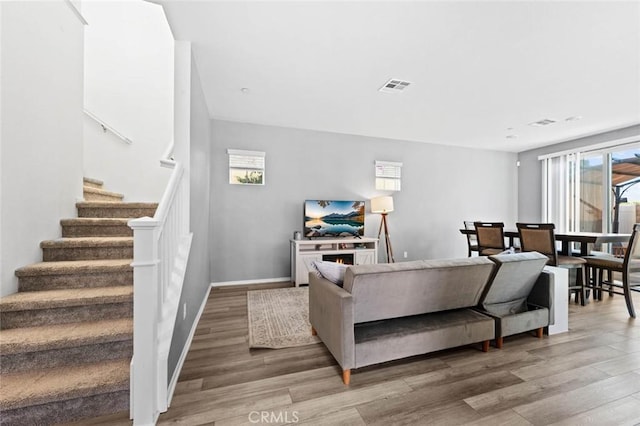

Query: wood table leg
[[342, 369, 351, 385]]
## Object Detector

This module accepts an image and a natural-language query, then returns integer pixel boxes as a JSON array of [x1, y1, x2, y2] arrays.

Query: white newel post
[[129, 217, 161, 425]]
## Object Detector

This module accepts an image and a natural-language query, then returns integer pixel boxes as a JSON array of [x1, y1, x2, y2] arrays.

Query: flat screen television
[[304, 200, 365, 238]]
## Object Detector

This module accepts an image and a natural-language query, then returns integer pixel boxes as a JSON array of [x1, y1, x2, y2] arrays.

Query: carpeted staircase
[[0, 178, 157, 425]]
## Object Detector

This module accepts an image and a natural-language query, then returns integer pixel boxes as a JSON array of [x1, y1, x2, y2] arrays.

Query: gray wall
[[517, 124, 640, 222], [168, 56, 211, 377], [210, 120, 518, 283]]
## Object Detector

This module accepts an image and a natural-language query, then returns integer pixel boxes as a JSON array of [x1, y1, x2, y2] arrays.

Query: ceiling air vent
[[379, 79, 412, 93], [529, 118, 557, 127]]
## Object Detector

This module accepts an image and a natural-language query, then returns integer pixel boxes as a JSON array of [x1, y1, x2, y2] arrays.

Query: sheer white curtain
[[542, 154, 575, 233], [543, 150, 609, 234]]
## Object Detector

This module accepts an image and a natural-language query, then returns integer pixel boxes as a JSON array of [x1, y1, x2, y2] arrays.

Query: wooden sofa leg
[[536, 327, 544, 339], [342, 369, 351, 385], [495, 337, 503, 349], [311, 327, 317, 336], [482, 340, 490, 352]]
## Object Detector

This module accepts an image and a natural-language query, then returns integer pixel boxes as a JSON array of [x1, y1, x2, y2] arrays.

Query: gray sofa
[[309, 253, 553, 385], [309, 257, 497, 385]]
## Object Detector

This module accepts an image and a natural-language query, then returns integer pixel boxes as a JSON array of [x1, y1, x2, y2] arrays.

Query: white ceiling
[[158, 1, 640, 152]]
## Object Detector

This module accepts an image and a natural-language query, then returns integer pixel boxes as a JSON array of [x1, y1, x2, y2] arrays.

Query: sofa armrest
[[528, 270, 554, 325], [308, 273, 355, 370]]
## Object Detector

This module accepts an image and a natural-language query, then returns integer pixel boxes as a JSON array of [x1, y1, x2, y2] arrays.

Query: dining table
[[459, 228, 631, 256]]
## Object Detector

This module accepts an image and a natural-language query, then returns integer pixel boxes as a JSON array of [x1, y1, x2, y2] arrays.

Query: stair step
[[83, 186, 125, 202], [77, 201, 158, 219], [0, 285, 133, 311], [16, 259, 132, 292], [41, 237, 133, 261], [0, 358, 129, 424], [82, 177, 104, 189], [0, 319, 132, 373], [0, 318, 132, 355], [0, 286, 133, 329], [0, 177, 142, 423], [1, 390, 129, 426], [61, 218, 132, 238]]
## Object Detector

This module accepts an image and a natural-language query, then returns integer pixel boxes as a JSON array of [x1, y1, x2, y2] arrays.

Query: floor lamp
[[371, 196, 395, 263]]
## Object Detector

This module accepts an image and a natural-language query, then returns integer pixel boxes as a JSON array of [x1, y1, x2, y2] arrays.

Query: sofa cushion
[[496, 306, 549, 337], [353, 308, 494, 368], [482, 251, 548, 315], [344, 257, 495, 323], [310, 260, 348, 286]]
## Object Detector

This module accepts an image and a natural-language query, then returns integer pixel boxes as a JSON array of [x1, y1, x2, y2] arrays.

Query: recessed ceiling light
[[379, 79, 412, 93], [506, 134, 518, 139], [529, 118, 557, 127], [565, 115, 583, 122], [240, 88, 250, 94]]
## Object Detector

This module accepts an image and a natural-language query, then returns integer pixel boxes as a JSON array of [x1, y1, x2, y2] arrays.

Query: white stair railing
[[84, 109, 134, 145], [128, 156, 192, 425], [160, 142, 175, 169]]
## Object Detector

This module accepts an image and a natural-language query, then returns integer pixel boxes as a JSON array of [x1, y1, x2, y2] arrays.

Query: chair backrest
[[464, 221, 478, 244], [474, 222, 506, 251], [623, 224, 640, 277], [516, 223, 557, 265]]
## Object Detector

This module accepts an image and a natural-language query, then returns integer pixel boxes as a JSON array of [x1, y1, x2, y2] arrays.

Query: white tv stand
[[290, 237, 378, 286]]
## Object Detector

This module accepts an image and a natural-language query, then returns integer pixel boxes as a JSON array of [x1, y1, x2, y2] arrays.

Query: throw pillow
[[310, 260, 348, 286]]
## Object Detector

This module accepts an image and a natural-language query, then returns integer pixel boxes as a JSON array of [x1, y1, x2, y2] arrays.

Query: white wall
[[210, 120, 518, 283], [0, 1, 84, 296], [83, 0, 173, 201]]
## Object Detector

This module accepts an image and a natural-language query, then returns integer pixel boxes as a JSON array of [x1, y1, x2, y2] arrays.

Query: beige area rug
[[247, 287, 321, 349]]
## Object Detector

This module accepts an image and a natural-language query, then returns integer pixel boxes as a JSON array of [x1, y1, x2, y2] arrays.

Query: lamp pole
[[377, 213, 395, 263], [371, 195, 395, 263]]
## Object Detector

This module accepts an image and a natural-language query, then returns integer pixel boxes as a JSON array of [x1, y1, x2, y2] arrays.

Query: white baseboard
[[211, 277, 291, 287], [167, 283, 211, 406]]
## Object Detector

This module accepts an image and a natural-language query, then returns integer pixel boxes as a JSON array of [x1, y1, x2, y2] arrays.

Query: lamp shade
[[371, 196, 394, 214]]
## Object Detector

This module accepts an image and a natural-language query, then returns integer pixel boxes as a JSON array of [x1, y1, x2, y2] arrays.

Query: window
[[375, 160, 402, 191], [542, 140, 640, 250], [227, 149, 265, 185]]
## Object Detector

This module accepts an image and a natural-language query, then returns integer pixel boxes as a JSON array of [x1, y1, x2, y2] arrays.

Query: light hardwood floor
[[70, 282, 640, 426]]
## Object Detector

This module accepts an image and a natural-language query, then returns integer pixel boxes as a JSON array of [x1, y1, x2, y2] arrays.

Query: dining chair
[[585, 224, 640, 318], [474, 222, 506, 256], [464, 221, 480, 257], [516, 223, 587, 306]]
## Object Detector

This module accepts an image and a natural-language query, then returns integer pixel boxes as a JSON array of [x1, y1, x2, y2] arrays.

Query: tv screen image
[[304, 200, 365, 238]]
